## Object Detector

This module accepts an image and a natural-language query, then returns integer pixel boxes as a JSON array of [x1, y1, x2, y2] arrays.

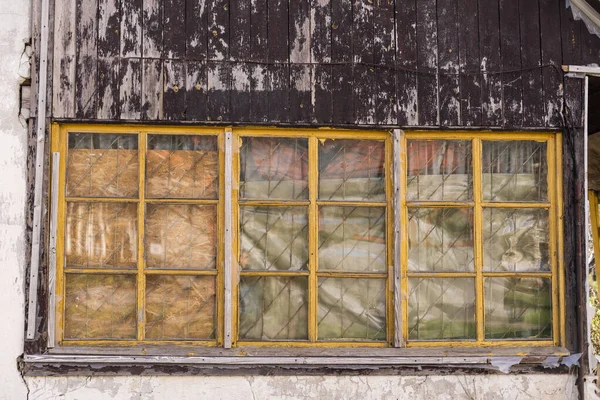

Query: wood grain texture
[[208, 0, 230, 61], [478, 0, 502, 126], [75, 0, 97, 118], [120, 58, 142, 120], [458, 0, 481, 126], [186, 0, 208, 59], [396, 0, 418, 126], [142, 0, 162, 58], [499, 0, 522, 128], [163, 60, 186, 120], [164, 0, 186, 59], [437, 0, 460, 126], [142, 59, 163, 120], [53, 0, 77, 118], [121, 0, 142, 58], [519, 0, 543, 127], [416, 0, 438, 126], [186, 61, 208, 121]]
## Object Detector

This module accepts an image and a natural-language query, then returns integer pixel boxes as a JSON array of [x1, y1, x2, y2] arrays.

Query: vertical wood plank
[[268, 63, 290, 122], [396, 0, 418, 126], [187, 0, 208, 59], [457, 0, 482, 126], [163, 60, 186, 120], [207, 62, 232, 121], [75, 0, 98, 118], [268, 0, 289, 62], [121, 0, 142, 58], [519, 0, 544, 127], [186, 61, 208, 121], [164, 0, 186, 59], [437, 0, 460, 126], [142, 59, 163, 120], [374, 0, 396, 125], [98, 0, 120, 57], [120, 58, 142, 119], [331, 65, 353, 124], [230, 0, 251, 61], [331, 0, 352, 63], [208, 0, 230, 60], [311, 0, 331, 63], [250, 0, 269, 62], [560, 0, 583, 127], [290, 64, 312, 122], [353, 0, 374, 124], [331, 0, 353, 124], [499, 0, 522, 127], [250, 64, 270, 122], [290, 0, 311, 63], [313, 64, 333, 124], [97, 57, 120, 119], [539, 0, 562, 127], [231, 62, 251, 122], [416, 0, 439, 126], [53, 0, 77, 118], [478, 0, 502, 126], [142, 0, 163, 58]]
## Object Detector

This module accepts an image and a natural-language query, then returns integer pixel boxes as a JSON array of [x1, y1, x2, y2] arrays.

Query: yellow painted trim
[[407, 201, 475, 208], [64, 268, 138, 274], [53, 123, 66, 345], [556, 134, 566, 347], [136, 132, 147, 341], [405, 340, 555, 348], [316, 272, 388, 279], [400, 132, 409, 344], [58, 123, 223, 135], [308, 136, 318, 342], [61, 340, 218, 347], [240, 270, 310, 277], [238, 200, 310, 207], [404, 131, 555, 141], [480, 202, 551, 209], [317, 200, 388, 207], [473, 138, 485, 343], [236, 340, 387, 348], [144, 198, 219, 204], [65, 197, 139, 203], [385, 135, 394, 346], [217, 130, 226, 347], [144, 269, 218, 276]]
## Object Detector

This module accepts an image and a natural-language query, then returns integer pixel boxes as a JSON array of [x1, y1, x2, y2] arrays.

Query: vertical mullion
[[308, 136, 318, 342], [137, 132, 147, 341], [224, 129, 233, 348], [473, 138, 484, 342], [400, 133, 409, 344], [392, 129, 403, 347], [547, 137, 559, 345]]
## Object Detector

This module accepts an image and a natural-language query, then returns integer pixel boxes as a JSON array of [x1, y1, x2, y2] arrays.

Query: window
[[49, 125, 562, 349]]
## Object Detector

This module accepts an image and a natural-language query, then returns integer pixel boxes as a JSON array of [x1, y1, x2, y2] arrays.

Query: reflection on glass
[[485, 278, 552, 339], [66, 202, 137, 268], [146, 204, 217, 269], [319, 139, 385, 201], [318, 207, 386, 272], [483, 208, 549, 272], [239, 206, 308, 271], [407, 140, 472, 201], [145, 275, 216, 339], [408, 208, 474, 272], [239, 276, 308, 340], [482, 140, 548, 202], [240, 137, 308, 200], [146, 135, 218, 199], [64, 274, 136, 339], [408, 278, 476, 340], [318, 278, 386, 340], [67, 133, 139, 198]]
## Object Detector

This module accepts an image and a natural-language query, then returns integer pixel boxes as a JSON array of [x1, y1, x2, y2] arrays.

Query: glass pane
[[240, 137, 308, 200], [318, 278, 386, 340], [408, 208, 474, 272], [407, 140, 472, 201], [67, 133, 138, 198], [483, 208, 550, 272], [239, 276, 308, 340], [319, 139, 385, 201], [485, 277, 552, 339], [146, 135, 218, 199], [318, 206, 386, 272], [146, 204, 217, 270], [408, 278, 476, 340], [482, 140, 548, 202], [145, 275, 216, 340], [240, 206, 308, 271], [66, 202, 137, 269], [64, 274, 136, 339]]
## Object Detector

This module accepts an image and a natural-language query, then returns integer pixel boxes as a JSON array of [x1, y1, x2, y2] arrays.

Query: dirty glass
[[145, 275, 216, 339], [146, 204, 217, 270], [485, 277, 552, 339], [483, 208, 550, 272], [482, 140, 548, 202], [240, 137, 308, 200], [67, 133, 139, 198], [146, 135, 218, 199], [318, 206, 386, 272], [318, 278, 386, 340], [239, 276, 308, 340], [239, 206, 308, 271], [407, 140, 472, 202], [65, 202, 137, 269], [408, 208, 474, 272], [318, 139, 385, 201], [64, 274, 137, 339], [408, 278, 476, 340]]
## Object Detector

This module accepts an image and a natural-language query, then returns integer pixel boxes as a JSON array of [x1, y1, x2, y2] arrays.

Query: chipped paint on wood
[[53, 0, 76, 118]]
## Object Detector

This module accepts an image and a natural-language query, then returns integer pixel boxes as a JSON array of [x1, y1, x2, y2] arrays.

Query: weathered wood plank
[[268, 0, 289, 62], [186, 0, 208, 59], [396, 0, 418, 126], [353, 0, 374, 124], [290, 0, 311, 64], [331, 0, 352, 63], [311, 0, 331, 63], [560, 0, 583, 127], [230, 0, 251, 61], [290, 64, 312, 122], [231, 62, 251, 122], [331, 65, 354, 124], [519, 0, 544, 127], [163, 60, 186, 120], [499, 0, 522, 128], [437, 0, 460, 126], [142, 0, 162, 58], [416, 0, 438, 126], [457, 0, 481, 126], [268, 63, 290, 122], [353, 0, 373, 64], [164, 0, 186, 59], [250, 0, 268, 62], [98, 0, 120, 57], [250, 63, 269, 122], [142, 59, 163, 120], [53, 0, 76, 118], [120, 58, 142, 120], [75, 0, 97, 118], [207, 62, 231, 121], [97, 57, 120, 119], [374, 0, 396, 125], [121, 0, 142, 58], [478, 0, 502, 126], [186, 61, 208, 121], [312, 64, 332, 124], [208, 0, 230, 60]]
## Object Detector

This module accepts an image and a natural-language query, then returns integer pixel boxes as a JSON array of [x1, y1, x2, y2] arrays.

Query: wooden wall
[[51, 0, 600, 127]]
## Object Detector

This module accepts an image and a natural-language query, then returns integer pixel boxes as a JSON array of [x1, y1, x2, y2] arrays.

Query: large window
[[50, 125, 562, 349]]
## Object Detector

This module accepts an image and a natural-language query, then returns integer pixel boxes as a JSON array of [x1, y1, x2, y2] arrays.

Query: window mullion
[[308, 135, 318, 343], [224, 129, 233, 348], [473, 138, 484, 343], [137, 132, 147, 342], [48, 151, 61, 348], [392, 129, 403, 347]]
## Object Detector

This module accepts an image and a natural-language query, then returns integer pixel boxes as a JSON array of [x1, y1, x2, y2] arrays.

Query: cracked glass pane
[[407, 140, 472, 202], [408, 208, 474, 272], [146, 135, 218, 199], [318, 278, 386, 340], [64, 274, 136, 339], [67, 133, 138, 198], [65, 202, 137, 269], [485, 277, 552, 339], [146, 204, 217, 270], [145, 275, 216, 340]]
